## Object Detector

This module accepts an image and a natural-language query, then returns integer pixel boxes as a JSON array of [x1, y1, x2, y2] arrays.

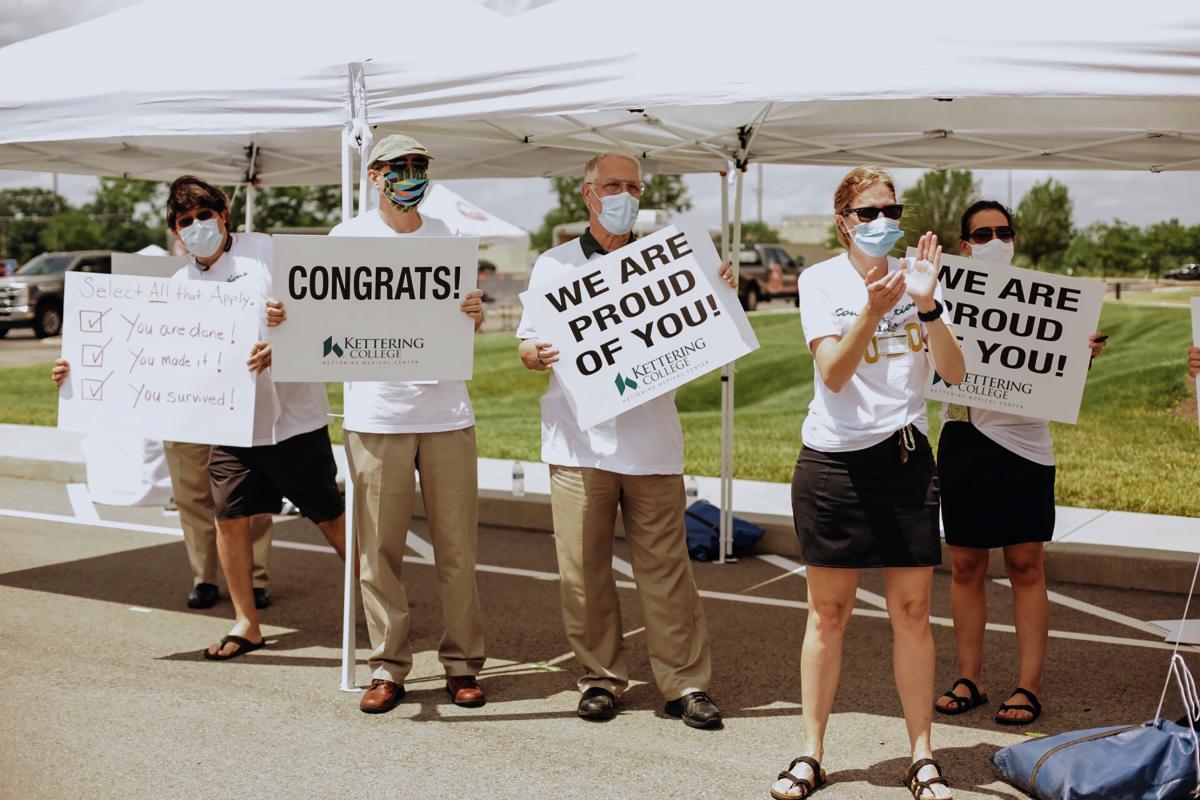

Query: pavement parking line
[[406, 531, 436, 561], [66, 484, 100, 523], [755, 553, 891, 610], [2, 505, 1195, 654], [994, 577, 1167, 637], [612, 554, 635, 578]]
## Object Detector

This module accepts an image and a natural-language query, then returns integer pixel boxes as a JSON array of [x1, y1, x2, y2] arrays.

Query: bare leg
[[998, 542, 1048, 722], [770, 566, 858, 798], [884, 566, 950, 799], [207, 516, 261, 656], [316, 513, 346, 561], [935, 546, 991, 710]]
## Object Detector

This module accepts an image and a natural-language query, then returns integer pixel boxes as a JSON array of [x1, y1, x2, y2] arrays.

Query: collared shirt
[[579, 226, 637, 259], [516, 234, 684, 476]]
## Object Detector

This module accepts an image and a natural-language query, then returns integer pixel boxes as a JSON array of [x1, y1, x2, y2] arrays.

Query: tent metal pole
[[718, 171, 731, 565], [724, 167, 746, 560], [244, 183, 255, 232], [339, 475, 360, 693], [340, 127, 354, 223]]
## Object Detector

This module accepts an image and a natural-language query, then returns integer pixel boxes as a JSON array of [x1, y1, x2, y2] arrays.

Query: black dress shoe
[[664, 691, 723, 729], [253, 587, 271, 610], [187, 583, 219, 609], [577, 687, 617, 721]]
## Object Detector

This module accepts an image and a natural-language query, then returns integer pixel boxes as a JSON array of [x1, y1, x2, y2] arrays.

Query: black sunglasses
[[967, 226, 1015, 244], [842, 204, 904, 222], [176, 208, 215, 229], [384, 156, 430, 171]]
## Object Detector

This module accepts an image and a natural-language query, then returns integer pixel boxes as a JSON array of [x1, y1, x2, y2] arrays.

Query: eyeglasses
[[385, 156, 429, 171], [175, 208, 215, 229], [841, 204, 904, 221], [588, 180, 644, 198], [967, 226, 1015, 244]]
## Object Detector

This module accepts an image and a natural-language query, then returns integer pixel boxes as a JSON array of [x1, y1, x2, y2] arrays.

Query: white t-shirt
[[174, 232, 330, 447], [799, 253, 951, 453], [328, 210, 474, 435], [517, 237, 684, 475]]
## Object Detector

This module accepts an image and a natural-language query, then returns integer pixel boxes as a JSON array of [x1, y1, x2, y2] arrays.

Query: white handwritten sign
[[920, 250, 1105, 423], [57, 273, 258, 446], [519, 225, 759, 429], [269, 234, 478, 381]]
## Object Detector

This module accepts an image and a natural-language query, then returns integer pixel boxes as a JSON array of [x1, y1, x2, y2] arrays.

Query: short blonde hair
[[832, 166, 896, 247], [584, 152, 641, 184]]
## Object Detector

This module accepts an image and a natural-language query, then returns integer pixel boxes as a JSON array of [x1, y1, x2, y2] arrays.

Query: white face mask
[[589, 187, 639, 236], [969, 238, 1015, 264], [180, 217, 225, 259]]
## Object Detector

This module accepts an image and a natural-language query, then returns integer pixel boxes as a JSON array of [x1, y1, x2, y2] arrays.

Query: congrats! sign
[[920, 251, 1105, 423], [269, 234, 478, 381], [520, 225, 759, 429]]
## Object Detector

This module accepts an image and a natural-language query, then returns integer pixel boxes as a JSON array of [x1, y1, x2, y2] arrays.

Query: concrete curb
[[0, 442, 1195, 594]]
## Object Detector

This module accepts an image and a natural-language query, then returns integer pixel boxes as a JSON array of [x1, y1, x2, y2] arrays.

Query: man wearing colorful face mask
[[266, 134, 488, 715], [166, 176, 346, 661], [516, 153, 730, 730], [934, 200, 1106, 728]]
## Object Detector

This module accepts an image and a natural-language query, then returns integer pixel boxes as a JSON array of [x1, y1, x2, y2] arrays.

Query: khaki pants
[[163, 441, 271, 588], [346, 427, 485, 684], [549, 466, 712, 701]]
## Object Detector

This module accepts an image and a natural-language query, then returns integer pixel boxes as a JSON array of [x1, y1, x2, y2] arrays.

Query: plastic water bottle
[[685, 474, 699, 502], [512, 461, 525, 497]]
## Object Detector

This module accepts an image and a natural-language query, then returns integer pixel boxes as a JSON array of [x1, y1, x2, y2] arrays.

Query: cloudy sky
[[3, 0, 1197, 233]]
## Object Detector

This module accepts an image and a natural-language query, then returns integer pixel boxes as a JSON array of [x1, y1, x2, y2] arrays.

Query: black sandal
[[905, 758, 952, 800], [935, 677, 988, 715], [770, 756, 826, 799], [995, 687, 1042, 726], [202, 634, 265, 661]]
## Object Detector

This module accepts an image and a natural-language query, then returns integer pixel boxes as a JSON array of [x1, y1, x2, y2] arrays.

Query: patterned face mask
[[379, 165, 429, 211]]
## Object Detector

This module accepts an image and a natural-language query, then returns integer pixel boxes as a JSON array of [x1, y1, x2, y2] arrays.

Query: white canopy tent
[[390, 183, 530, 272], [3, 0, 1199, 690]]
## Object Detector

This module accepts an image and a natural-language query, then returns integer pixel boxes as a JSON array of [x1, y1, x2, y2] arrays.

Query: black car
[[735, 243, 805, 311], [1164, 263, 1200, 281], [0, 250, 112, 338]]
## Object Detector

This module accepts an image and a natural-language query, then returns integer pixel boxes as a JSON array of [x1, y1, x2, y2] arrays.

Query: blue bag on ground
[[683, 500, 764, 561], [992, 719, 1200, 799]]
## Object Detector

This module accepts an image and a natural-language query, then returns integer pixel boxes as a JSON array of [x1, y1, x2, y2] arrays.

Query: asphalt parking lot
[[2, 476, 1197, 800]]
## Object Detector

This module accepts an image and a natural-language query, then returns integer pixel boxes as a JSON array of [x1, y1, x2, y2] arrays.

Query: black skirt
[[938, 421, 1056, 549], [791, 429, 941, 568]]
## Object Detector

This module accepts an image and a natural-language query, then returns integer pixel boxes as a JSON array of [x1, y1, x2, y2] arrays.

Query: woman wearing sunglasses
[[934, 201, 1106, 726], [771, 166, 964, 800]]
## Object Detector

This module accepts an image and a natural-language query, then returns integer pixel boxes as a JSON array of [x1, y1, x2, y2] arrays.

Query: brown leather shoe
[[360, 679, 405, 714], [445, 675, 486, 708]]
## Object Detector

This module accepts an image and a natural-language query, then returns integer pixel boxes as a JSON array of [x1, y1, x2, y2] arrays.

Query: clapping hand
[[903, 231, 942, 308]]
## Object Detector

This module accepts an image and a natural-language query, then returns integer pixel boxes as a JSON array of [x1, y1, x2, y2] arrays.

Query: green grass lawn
[[4, 302, 1198, 515]]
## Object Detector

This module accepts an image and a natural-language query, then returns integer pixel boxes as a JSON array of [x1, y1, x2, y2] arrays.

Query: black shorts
[[938, 421, 1056, 549], [791, 429, 941, 569], [209, 425, 343, 524]]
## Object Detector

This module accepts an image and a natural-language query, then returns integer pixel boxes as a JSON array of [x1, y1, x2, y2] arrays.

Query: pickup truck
[[734, 243, 804, 311], [0, 250, 112, 338]]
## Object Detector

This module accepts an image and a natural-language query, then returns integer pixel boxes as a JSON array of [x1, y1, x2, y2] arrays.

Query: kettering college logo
[[612, 337, 708, 397], [321, 335, 425, 364]]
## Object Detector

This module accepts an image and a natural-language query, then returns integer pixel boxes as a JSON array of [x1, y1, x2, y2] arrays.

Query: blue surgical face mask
[[180, 217, 224, 259], [850, 216, 903, 257], [590, 188, 639, 236]]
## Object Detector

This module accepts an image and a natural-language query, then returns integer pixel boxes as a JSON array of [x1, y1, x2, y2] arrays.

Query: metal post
[[718, 171, 731, 565], [757, 162, 764, 221], [339, 475, 359, 693], [244, 184, 255, 232], [723, 167, 746, 560]]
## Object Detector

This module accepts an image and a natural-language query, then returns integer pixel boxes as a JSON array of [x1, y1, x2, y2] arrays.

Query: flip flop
[[905, 758, 953, 800], [202, 634, 266, 661], [996, 687, 1042, 726], [935, 677, 988, 715]]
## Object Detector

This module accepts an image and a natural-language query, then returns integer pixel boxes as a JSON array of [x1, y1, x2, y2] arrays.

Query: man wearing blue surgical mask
[[516, 153, 732, 730]]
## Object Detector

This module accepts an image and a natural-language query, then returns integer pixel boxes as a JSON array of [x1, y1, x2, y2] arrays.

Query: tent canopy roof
[[1, 0, 1199, 184]]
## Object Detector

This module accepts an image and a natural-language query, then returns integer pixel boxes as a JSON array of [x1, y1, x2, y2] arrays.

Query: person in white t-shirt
[[772, 167, 965, 800], [1189, 347, 1199, 379], [267, 135, 487, 715], [934, 201, 1106, 727], [517, 152, 736, 730]]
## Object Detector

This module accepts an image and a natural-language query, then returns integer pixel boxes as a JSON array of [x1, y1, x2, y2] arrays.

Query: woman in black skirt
[[770, 166, 965, 800], [934, 201, 1107, 726]]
